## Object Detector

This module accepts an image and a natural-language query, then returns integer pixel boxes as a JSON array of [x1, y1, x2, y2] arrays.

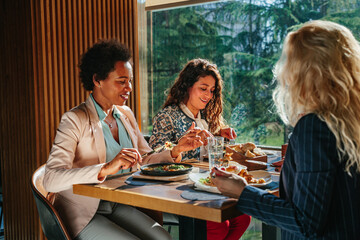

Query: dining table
[[73, 156, 281, 240]]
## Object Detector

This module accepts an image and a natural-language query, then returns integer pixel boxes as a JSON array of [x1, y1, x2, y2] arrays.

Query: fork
[[141, 145, 166, 158]]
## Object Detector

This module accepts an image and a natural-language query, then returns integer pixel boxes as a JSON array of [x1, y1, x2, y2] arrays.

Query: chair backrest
[[31, 165, 71, 240]]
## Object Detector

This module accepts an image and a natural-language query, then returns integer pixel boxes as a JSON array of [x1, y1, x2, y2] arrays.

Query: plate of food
[[140, 163, 193, 176], [189, 172, 221, 194], [215, 160, 247, 174], [189, 169, 272, 194], [238, 169, 272, 187]]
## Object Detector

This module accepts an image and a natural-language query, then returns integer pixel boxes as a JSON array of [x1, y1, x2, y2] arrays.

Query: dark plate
[[140, 163, 193, 176]]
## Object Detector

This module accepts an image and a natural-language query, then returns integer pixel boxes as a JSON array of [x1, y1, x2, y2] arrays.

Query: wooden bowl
[[225, 146, 267, 171]]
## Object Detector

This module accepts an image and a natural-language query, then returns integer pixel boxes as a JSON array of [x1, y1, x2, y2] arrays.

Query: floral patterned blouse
[[149, 104, 207, 160]]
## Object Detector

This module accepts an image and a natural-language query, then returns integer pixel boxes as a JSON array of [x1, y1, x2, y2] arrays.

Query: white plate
[[212, 161, 247, 174], [244, 170, 272, 187], [188, 172, 221, 194], [189, 170, 272, 194]]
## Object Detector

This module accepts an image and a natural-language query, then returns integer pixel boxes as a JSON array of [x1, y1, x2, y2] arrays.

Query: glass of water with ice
[[207, 136, 224, 171]]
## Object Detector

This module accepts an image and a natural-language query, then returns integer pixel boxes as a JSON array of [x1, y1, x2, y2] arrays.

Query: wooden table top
[[73, 160, 279, 222], [73, 169, 243, 223]]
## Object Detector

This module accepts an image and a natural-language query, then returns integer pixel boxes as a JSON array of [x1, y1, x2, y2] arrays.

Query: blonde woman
[[212, 20, 360, 239]]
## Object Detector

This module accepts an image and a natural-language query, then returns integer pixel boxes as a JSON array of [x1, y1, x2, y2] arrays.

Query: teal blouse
[[90, 94, 133, 174]]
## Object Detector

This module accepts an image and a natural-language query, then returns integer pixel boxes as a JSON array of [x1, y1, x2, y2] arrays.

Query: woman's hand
[[189, 122, 214, 145], [98, 148, 141, 180], [187, 122, 213, 144], [171, 122, 212, 160], [220, 127, 237, 140], [211, 167, 247, 199]]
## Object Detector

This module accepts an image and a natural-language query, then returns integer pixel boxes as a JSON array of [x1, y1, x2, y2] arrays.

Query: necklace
[[104, 118, 115, 128]]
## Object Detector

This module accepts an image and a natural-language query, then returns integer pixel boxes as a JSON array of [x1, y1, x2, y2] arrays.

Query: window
[[138, 0, 360, 146]]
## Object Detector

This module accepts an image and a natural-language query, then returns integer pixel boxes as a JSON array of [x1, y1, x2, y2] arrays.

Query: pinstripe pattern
[[237, 114, 360, 239]]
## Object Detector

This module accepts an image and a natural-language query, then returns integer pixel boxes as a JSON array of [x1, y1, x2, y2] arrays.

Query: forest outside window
[[138, 0, 360, 147]]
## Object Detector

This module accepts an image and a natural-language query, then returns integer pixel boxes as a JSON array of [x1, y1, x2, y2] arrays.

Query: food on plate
[[216, 165, 241, 174], [231, 142, 266, 157], [164, 141, 175, 150], [238, 169, 266, 184], [142, 164, 190, 172], [214, 153, 246, 174], [199, 176, 215, 187], [199, 168, 266, 187], [218, 152, 233, 166], [224, 165, 239, 173]]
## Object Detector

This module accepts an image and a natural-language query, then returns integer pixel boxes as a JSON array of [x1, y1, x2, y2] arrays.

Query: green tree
[[148, 0, 360, 145]]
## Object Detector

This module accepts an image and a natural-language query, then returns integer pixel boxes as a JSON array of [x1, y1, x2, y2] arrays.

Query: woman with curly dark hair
[[150, 58, 236, 160], [43, 40, 204, 240], [150, 58, 250, 240]]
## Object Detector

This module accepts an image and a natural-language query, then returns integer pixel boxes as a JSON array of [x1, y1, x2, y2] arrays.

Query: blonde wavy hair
[[273, 20, 360, 173], [163, 58, 225, 133]]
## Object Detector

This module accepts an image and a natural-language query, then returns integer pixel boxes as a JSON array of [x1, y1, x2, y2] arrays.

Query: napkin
[[181, 188, 227, 201], [125, 176, 159, 186]]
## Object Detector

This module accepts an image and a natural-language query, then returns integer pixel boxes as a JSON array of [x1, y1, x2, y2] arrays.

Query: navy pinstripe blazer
[[237, 114, 360, 239]]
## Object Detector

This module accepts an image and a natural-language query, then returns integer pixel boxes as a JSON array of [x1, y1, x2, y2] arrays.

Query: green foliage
[[147, 0, 360, 145]]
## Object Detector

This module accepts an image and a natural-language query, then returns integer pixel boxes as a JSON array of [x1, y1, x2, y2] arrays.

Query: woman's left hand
[[211, 167, 247, 199], [220, 127, 237, 140]]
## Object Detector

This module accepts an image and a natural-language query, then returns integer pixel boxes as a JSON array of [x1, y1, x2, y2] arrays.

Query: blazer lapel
[[85, 97, 106, 164], [91, 122, 106, 164]]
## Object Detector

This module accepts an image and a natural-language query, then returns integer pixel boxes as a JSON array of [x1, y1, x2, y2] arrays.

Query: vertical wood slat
[[0, 0, 139, 239], [69, 0, 76, 108], [0, 1, 39, 238]]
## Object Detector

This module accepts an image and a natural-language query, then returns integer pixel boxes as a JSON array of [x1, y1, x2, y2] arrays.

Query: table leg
[[262, 222, 281, 240], [179, 216, 207, 240]]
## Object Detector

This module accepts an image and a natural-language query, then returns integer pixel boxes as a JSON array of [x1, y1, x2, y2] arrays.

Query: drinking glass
[[207, 136, 224, 171]]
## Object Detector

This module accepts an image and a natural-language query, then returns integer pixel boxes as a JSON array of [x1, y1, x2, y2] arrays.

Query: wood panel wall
[[0, 0, 139, 239]]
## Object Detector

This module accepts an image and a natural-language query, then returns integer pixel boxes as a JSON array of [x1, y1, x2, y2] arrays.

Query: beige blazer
[[43, 97, 177, 238]]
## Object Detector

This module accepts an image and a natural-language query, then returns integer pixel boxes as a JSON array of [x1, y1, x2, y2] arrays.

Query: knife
[[245, 160, 271, 166]]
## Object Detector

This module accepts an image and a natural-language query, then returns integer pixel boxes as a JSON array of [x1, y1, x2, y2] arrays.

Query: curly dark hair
[[79, 39, 131, 91], [163, 58, 224, 133]]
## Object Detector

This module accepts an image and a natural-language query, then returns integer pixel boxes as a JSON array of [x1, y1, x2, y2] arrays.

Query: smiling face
[[92, 61, 133, 111], [185, 75, 216, 117]]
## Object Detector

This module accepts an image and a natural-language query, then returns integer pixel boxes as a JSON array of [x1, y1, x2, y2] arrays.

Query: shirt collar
[[179, 103, 209, 130], [90, 94, 120, 120], [112, 105, 121, 119], [179, 102, 201, 120]]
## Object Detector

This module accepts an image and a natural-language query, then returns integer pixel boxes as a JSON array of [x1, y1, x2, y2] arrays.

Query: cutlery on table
[[141, 144, 167, 158], [245, 160, 272, 165]]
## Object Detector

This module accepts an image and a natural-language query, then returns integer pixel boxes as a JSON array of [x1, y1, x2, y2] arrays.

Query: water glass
[[207, 136, 224, 171]]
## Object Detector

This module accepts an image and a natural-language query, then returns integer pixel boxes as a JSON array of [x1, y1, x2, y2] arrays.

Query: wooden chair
[[31, 165, 71, 240]]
